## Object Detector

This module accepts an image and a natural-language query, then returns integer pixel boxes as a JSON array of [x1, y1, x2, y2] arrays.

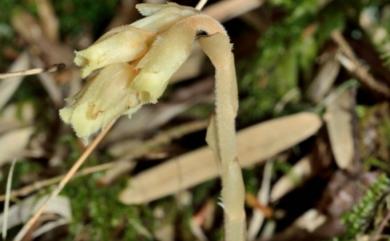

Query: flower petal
[[131, 14, 226, 103], [131, 23, 194, 103], [74, 27, 154, 78], [135, 2, 196, 17], [60, 63, 141, 139]]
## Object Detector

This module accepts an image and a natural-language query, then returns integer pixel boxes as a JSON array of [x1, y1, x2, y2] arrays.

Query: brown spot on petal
[[87, 103, 104, 119]]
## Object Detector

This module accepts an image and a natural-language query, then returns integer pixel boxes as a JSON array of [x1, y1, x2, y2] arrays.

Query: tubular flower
[[74, 2, 196, 78], [60, 3, 226, 140], [61, 3, 198, 139]]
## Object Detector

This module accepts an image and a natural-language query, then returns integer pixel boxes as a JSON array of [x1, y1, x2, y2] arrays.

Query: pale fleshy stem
[[200, 33, 245, 241]]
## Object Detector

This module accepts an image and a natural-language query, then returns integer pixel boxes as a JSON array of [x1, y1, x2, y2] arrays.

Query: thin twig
[[331, 31, 390, 97], [0, 63, 65, 79], [2, 159, 17, 240], [13, 121, 114, 241], [195, 0, 208, 10], [0, 163, 114, 202], [370, 210, 390, 241]]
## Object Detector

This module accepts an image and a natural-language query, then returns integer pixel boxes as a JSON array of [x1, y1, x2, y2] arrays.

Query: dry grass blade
[[325, 89, 355, 169], [203, 0, 264, 22], [36, 0, 59, 42], [2, 159, 17, 240], [119, 112, 322, 204], [306, 55, 340, 103], [0, 63, 64, 79], [248, 160, 273, 241], [13, 121, 114, 241], [0, 52, 29, 110]]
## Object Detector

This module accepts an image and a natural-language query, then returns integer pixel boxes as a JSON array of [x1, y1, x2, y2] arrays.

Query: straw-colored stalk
[[179, 15, 246, 240]]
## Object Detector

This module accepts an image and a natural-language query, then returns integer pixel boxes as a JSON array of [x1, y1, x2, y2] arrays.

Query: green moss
[[63, 174, 142, 240]]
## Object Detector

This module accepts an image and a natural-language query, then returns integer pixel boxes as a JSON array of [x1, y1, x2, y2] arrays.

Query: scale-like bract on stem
[[59, 3, 246, 241]]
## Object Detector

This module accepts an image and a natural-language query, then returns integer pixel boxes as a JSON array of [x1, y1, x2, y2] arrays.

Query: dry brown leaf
[[294, 209, 326, 232], [306, 55, 340, 103], [0, 127, 34, 167], [36, 0, 59, 42], [0, 53, 30, 111], [12, 10, 73, 66], [0, 103, 35, 134], [119, 112, 322, 204], [203, 0, 264, 22], [0, 195, 71, 238], [325, 89, 355, 169], [270, 156, 312, 202]]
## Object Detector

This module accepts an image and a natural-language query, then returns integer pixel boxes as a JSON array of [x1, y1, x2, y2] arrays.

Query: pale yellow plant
[[16, 2, 246, 241]]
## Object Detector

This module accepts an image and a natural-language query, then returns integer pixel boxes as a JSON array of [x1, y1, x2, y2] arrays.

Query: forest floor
[[0, 0, 389, 240]]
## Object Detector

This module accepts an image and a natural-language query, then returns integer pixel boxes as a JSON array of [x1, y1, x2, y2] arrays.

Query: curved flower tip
[[60, 63, 142, 139], [74, 26, 155, 78], [131, 3, 196, 32]]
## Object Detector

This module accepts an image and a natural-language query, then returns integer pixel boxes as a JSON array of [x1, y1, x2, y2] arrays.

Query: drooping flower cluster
[[60, 3, 246, 241], [60, 3, 198, 139]]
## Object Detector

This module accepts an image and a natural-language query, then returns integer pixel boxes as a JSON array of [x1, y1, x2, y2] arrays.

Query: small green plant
[[333, 174, 390, 241]]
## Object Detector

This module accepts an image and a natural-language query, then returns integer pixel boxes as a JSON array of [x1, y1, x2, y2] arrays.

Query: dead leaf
[[306, 55, 340, 103], [12, 10, 73, 65], [0, 103, 35, 134], [119, 112, 322, 204], [325, 89, 355, 169], [294, 209, 327, 232], [36, 0, 59, 42], [0, 127, 34, 167], [0, 52, 30, 111], [0, 195, 71, 238], [270, 156, 312, 202], [204, 0, 264, 23]]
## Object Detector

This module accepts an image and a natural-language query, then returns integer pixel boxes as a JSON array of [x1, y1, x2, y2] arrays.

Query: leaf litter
[[0, 0, 390, 240]]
